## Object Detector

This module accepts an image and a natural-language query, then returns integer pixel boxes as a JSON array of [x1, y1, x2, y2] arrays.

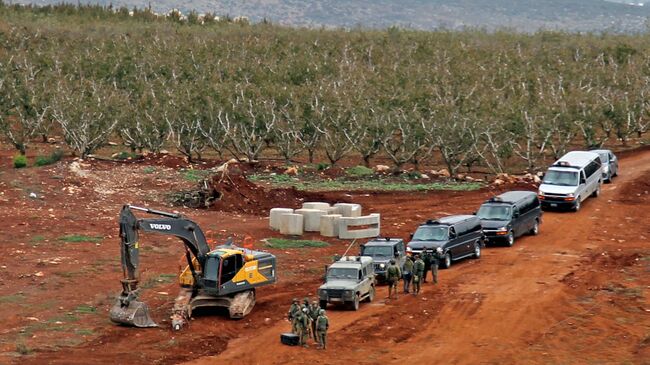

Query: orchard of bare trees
[[1, 3, 649, 174]]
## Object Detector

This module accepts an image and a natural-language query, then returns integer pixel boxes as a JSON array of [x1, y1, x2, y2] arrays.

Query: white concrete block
[[325, 206, 339, 215], [320, 214, 342, 237], [334, 203, 362, 217], [338, 213, 380, 239], [295, 208, 326, 232], [302, 202, 331, 211], [280, 213, 304, 236], [269, 208, 294, 231]]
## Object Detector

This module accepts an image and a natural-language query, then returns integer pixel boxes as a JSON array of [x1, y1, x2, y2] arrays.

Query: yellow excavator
[[109, 205, 277, 330]]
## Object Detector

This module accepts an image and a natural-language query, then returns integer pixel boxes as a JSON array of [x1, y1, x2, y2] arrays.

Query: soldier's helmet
[[312, 300, 318, 305], [319, 309, 325, 315], [389, 259, 396, 264], [292, 298, 298, 303]]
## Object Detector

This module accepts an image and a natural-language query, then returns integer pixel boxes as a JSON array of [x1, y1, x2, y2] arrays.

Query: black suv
[[406, 215, 483, 269], [477, 191, 542, 247], [360, 237, 406, 281]]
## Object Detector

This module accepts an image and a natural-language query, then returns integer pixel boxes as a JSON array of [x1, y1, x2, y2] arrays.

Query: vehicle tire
[[473, 241, 481, 259], [605, 173, 612, 184], [592, 184, 601, 197], [319, 300, 328, 309], [506, 231, 515, 247], [366, 286, 375, 302], [350, 294, 360, 311], [530, 219, 540, 236], [573, 198, 581, 212], [613, 169, 618, 177], [441, 253, 452, 269]]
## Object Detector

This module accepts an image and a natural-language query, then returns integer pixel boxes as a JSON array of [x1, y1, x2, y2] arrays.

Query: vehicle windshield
[[412, 226, 449, 241], [361, 246, 393, 257], [597, 152, 608, 163], [327, 267, 359, 280], [477, 205, 511, 221], [542, 170, 579, 186]]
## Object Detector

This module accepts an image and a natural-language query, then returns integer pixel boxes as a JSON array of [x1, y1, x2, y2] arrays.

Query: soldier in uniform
[[287, 298, 300, 334], [430, 247, 442, 285], [297, 307, 311, 347], [412, 254, 425, 295], [302, 297, 310, 311], [316, 309, 329, 349], [386, 259, 402, 299], [402, 255, 414, 293], [422, 249, 432, 283], [309, 300, 320, 341]]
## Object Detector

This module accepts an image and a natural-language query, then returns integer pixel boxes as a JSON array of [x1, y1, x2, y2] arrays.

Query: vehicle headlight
[[567, 193, 574, 197], [406, 246, 413, 252], [603, 165, 609, 172], [496, 227, 508, 232], [345, 290, 354, 295], [538, 191, 545, 196], [379, 263, 385, 269]]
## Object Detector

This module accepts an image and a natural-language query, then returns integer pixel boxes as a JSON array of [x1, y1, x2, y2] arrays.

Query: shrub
[[13, 154, 28, 169], [265, 238, 329, 249], [346, 165, 374, 177], [34, 149, 64, 166], [317, 163, 329, 171]]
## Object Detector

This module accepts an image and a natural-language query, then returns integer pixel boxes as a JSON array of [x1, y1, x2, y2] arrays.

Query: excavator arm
[[110, 205, 211, 328]]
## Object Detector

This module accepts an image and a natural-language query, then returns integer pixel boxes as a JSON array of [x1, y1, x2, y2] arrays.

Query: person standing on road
[[309, 300, 320, 341], [316, 309, 329, 349], [402, 255, 414, 294], [386, 259, 402, 299], [412, 254, 425, 295], [422, 249, 433, 283], [288, 298, 300, 334], [429, 247, 442, 285], [296, 307, 311, 347]]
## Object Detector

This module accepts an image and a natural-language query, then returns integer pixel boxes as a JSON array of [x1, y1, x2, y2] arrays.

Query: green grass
[[249, 174, 483, 192], [346, 165, 374, 177], [140, 273, 177, 289], [75, 328, 95, 336], [74, 305, 97, 314], [180, 169, 211, 182], [0, 294, 25, 303], [265, 238, 329, 249], [30, 235, 46, 243], [58, 234, 102, 243], [143, 166, 156, 174]]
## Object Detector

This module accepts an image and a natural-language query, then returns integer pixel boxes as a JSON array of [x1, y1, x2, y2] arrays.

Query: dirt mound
[[172, 167, 335, 215]]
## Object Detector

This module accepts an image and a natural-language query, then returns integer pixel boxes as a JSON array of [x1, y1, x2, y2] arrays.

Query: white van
[[538, 151, 603, 211]]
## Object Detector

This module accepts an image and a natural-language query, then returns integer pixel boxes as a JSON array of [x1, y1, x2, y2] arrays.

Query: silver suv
[[318, 256, 376, 311]]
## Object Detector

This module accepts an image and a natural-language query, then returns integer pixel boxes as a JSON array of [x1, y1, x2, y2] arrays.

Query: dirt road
[[1, 148, 648, 365], [185, 149, 650, 365]]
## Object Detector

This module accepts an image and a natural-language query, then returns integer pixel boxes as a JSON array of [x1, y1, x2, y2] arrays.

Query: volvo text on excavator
[[109, 205, 277, 330]]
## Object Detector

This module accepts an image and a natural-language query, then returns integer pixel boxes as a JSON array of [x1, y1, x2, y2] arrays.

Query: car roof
[[421, 214, 477, 226], [554, 151, 600, 168], [485, 190, 536, 205], [590, 149, 612, 154], [332, 256, 372, 267], [365, 237, 403, 246]]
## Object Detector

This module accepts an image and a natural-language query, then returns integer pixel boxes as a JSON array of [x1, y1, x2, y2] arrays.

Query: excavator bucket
[[109, 298, 157, 328]]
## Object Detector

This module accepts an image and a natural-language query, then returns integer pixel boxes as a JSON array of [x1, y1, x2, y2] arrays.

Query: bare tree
[[0, 58, 51, 154], [51, 79, 123, 158]]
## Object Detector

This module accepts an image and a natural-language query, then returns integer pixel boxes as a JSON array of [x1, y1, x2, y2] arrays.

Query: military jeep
[[318, 256, 375, 311], [360, 237, 406, 281]]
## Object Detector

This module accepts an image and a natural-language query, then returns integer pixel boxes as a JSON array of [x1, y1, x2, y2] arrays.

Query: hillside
[[17, 0, 650, 32]]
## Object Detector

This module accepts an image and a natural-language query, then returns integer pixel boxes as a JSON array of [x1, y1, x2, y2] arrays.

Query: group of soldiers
[[287, 297, 329, 349], [386, 248, 442, 299]]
